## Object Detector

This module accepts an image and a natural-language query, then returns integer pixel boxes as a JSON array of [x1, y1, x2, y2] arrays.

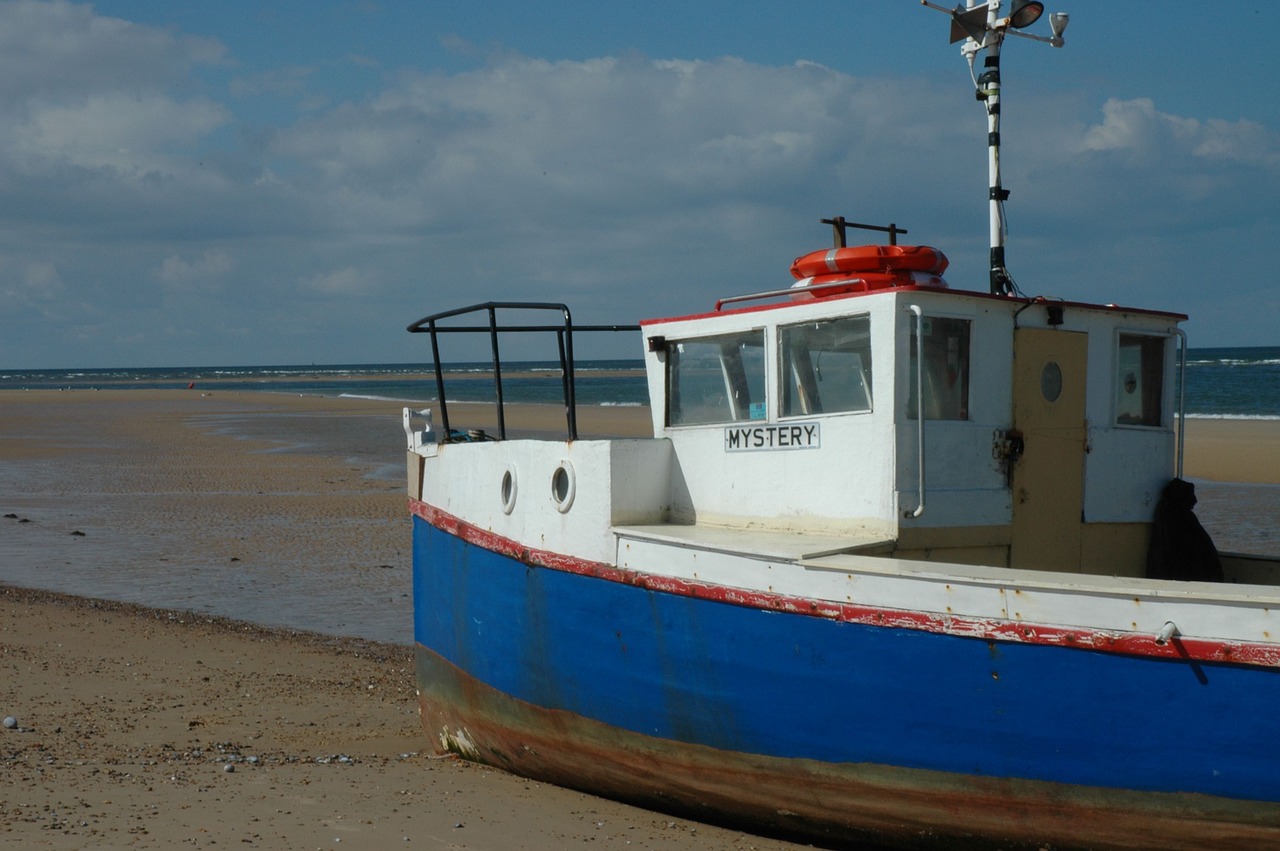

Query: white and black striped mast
[[920, 0, 1068, 295]]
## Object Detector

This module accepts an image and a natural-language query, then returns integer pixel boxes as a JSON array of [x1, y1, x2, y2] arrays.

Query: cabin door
[[1010, 328, 1087, 571]]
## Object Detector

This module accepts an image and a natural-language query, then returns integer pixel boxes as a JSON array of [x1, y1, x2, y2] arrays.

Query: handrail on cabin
[[406, 302, 639, 441], [905, 304, 926, 518], [715, 278, 878, 311], [1175, 328, 1188, 479]]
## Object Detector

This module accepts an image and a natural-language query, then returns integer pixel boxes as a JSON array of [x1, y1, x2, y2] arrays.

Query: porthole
[[1040, 361, 1063, 403], [551, 461, 576, 513], [500, 467, 518, 515]]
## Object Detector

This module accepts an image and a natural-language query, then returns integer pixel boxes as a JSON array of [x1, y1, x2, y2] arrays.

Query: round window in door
[[1041, 361, 1063, 403]]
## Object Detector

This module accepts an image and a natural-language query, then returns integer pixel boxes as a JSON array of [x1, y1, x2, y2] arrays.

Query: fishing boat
[[403, 4, 1280, 848]]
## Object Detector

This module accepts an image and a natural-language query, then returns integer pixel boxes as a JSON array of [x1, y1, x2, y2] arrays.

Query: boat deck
[[612, 523, 895, 561], [613, 522, 1280, 606]]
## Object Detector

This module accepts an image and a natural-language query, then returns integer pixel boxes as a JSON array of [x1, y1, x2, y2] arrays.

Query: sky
[[1, 0, 1277, 369]]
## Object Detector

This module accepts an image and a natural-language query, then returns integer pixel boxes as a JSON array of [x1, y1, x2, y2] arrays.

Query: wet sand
[[0, 391, 652, 643], [0, 389, 1276, 848], [1180, 418, 1280, 485]]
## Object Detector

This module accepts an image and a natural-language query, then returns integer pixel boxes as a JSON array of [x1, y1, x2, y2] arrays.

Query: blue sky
[[1, 0, 1277, 368]]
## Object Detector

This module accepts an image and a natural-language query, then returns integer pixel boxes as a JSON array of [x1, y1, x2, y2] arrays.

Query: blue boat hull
[[412, 512, 1280, 848]]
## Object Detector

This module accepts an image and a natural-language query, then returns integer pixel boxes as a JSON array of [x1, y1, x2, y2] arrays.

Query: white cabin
[[636, 283, 1184, 575]]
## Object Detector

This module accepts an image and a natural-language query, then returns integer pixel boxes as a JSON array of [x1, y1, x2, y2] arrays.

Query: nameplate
[[724, 422, 821, 452]]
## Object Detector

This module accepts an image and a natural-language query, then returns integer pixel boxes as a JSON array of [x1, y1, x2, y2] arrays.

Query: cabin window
[[779, 316, 873, 417], [1115, 333, 1165, 426], [666, 330, 766, 426], [907, 316, 970, 420]]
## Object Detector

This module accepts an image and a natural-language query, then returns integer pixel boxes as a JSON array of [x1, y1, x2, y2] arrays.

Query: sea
[[0, 347, 1275, 644], [0, 359, 650, 408]]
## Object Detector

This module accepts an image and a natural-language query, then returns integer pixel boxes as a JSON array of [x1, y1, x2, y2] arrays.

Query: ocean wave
[[1187, 358, 1280, 367], [337, 393, 426, 404], [1184, 413, 1280, 421], [336, 393, 647, 409]]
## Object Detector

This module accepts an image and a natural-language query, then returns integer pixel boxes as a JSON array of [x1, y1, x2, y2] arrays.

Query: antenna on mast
[[920, 0, 1069, 296]]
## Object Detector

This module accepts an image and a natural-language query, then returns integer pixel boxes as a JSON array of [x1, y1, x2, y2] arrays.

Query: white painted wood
[[613, 531, 1280, 645], [421, 438, 673, 564], [614, 523, 895, 561]]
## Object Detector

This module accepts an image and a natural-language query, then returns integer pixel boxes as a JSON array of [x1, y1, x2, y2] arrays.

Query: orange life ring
[[789, 270, 947, 301], [789, 245, 949, 280]]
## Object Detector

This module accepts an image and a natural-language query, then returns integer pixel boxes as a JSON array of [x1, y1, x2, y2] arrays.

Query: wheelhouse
[[640, 282, 1186, 575]]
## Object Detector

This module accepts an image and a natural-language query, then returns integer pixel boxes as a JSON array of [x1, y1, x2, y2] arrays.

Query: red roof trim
[[638, 286, 1187, 328]]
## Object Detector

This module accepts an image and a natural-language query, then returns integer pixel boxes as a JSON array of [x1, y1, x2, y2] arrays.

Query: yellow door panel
[[1010, 328, 1087, 571]]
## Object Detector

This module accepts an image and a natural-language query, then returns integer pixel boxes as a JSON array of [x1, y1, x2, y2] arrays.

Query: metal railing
[[406, 302, 638, 441]]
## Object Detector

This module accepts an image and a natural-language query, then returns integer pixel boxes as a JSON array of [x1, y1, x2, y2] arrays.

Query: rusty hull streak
[[411, 500, 1280, 669], [416, 646, 1280, 851]]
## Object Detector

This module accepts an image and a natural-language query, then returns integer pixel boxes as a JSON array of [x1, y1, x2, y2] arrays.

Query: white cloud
[[157, 250, 233, 294], [1, 260, 64, 304], [14, 93, 229, 174], [301, 266, 373, 296], [265, 54, 973, 245], [0, 0, 237, 228], [1082, 97, 1280, 168], [0, 2, 223, 94]]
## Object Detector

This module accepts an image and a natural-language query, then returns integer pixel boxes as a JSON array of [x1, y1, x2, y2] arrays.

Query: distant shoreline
[[1184, 413, 1280, 422], [5, 383, 1278, 418], [0, 367, 643, 386]]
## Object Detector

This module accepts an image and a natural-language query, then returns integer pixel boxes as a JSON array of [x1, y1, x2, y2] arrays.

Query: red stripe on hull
[[410, 499, 1280, 669]]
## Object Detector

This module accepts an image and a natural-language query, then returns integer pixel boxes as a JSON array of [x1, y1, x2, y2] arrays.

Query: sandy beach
[[1, 586, 805, 851], [1179, 417, 1280, 485], [1, 388, 1276, 849], [0, 390, 805, 849]]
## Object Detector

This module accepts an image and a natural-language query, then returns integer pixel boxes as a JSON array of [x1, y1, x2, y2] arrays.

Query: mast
[[921, 0, 1068, 295], [976, 2, 1013, 296]]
